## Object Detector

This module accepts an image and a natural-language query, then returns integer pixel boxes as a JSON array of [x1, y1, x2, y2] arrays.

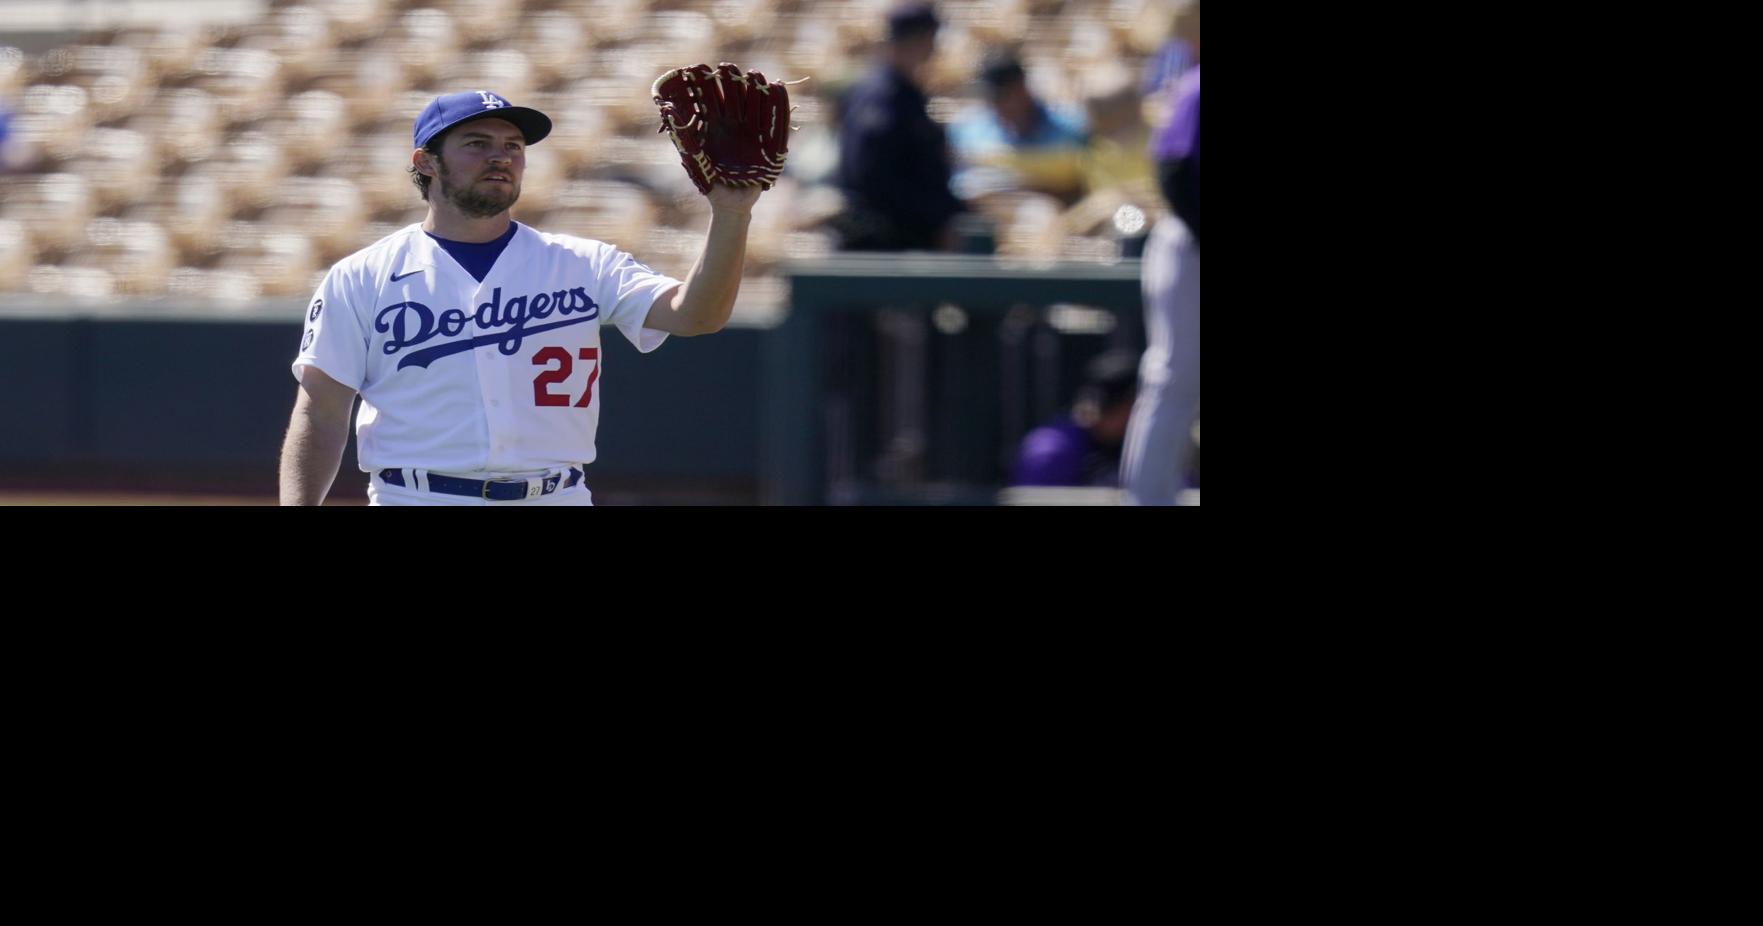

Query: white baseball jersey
[[292, 222, 681, 479]]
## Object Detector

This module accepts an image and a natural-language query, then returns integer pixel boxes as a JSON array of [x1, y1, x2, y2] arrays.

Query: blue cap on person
[[413, 90, 553, 150]]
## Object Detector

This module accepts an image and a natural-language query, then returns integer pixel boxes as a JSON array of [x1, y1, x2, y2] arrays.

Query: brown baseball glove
[[652, 62, 800, 195]]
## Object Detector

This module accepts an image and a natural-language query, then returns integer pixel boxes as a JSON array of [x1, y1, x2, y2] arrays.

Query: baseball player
[[278, 88, 768, 505], [1121, 2, 1199, 505]]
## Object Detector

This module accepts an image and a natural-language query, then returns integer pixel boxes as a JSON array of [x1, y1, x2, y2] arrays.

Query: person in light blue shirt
[[949, 52, 1088, 202]]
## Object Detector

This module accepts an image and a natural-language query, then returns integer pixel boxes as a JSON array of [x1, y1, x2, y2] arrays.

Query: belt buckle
[[481, 479, 493, 500]]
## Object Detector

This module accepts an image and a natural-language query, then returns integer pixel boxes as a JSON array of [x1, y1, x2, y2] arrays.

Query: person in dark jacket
[[832, 2, 966, 251]]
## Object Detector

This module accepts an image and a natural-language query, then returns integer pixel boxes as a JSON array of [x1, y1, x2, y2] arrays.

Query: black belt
[[379, 467, 583, 501]]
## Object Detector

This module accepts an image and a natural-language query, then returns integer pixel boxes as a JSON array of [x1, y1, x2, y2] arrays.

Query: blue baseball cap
[[413, 90, 552, 149]]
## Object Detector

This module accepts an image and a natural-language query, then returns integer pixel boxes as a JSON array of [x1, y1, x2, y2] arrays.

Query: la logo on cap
[[477, 91, 506, 109]]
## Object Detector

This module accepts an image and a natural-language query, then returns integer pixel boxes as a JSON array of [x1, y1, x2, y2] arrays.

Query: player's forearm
[[672, 205, 752, 335], [278, 402, 350, 506]]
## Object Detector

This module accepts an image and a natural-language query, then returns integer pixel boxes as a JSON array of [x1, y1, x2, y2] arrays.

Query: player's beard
[[435, 154, 520, 218]]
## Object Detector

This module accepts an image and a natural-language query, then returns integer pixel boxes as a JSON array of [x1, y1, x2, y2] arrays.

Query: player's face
[[433, 118, 526, 217]]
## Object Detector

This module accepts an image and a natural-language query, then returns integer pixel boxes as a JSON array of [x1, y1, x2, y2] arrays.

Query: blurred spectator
[[1055, 68, 1161, 243], [0, 99, 24, 173], [950, 52, 1087, 204], [0, 47, 12, 171], [1078, 72, 1156, 206], [1121, 0, 1200, 505], [1012, 350, 1139, 488], [830, 1, 965, 252]]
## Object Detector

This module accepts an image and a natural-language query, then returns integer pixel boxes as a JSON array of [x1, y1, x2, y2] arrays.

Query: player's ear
[[413, 148, 436, 178]]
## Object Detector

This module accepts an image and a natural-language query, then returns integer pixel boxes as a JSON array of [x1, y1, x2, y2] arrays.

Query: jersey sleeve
[[291, 265, 369, 390], [597, 246, 681, 354]]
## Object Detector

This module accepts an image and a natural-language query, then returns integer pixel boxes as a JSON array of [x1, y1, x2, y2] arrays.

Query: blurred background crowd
[[0, 0, 1195, 317]]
